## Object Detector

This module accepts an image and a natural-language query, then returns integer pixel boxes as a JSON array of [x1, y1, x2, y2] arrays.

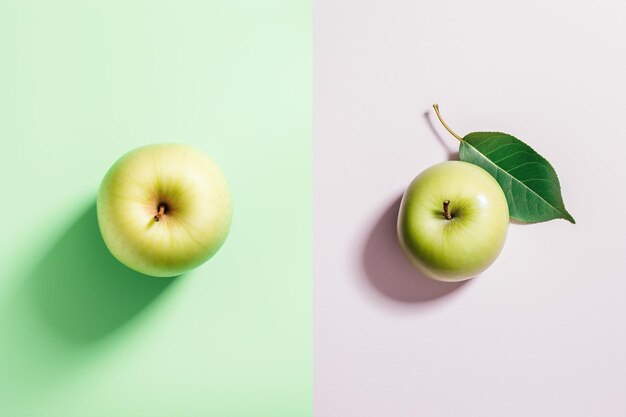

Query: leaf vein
[[463, 142, 567, 219]]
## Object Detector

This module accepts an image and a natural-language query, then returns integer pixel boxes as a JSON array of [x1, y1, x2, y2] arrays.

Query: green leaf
[[459, 132, 575, 224]]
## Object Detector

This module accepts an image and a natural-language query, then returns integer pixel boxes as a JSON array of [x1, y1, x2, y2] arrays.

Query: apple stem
[[433, 104, 463, 142], [443, 200, 452, 220], [154, 204, 166, 222]]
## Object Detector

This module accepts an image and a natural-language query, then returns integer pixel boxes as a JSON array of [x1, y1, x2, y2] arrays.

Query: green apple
[[397, 161, 509, 282], [97, 143, 232, 277]]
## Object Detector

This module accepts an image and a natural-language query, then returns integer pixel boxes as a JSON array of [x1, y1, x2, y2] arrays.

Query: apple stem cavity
[[443, 200, 452, 220], [154, 204, 166, 222], [433, 104, 463, 142]]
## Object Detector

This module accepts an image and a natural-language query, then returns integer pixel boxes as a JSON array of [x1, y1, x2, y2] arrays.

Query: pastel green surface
[[0, 1, 311, 416]]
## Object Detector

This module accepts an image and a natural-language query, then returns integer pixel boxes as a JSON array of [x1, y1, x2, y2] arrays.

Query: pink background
[[314, 0, 626, 415]]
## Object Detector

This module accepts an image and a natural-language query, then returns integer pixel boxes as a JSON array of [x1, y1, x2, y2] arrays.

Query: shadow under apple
[[362, 195, 468, 303], [24, 201, 176, 344]]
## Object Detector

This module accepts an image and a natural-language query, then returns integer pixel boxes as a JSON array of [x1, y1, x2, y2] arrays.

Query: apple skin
[[97, 144, 232, 277], [397, 161, 509, 282]]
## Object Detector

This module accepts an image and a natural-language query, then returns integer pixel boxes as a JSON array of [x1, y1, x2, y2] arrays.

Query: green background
[[0, 0, 311, 416]]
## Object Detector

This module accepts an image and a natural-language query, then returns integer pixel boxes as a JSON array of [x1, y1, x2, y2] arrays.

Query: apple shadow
[[423, 110, 459, 161], [362, 196, 468, 303], [24, 201, 176, 344]]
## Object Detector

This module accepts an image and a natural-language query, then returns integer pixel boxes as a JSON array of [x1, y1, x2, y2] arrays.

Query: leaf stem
[[433, 104, 463, 142]]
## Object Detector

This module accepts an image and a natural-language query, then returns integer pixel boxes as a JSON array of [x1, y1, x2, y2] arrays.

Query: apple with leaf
[[397, 104, 575, 282]]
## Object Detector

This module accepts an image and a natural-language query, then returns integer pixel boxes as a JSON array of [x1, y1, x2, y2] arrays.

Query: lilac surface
[[314, 0, 626, 415]]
